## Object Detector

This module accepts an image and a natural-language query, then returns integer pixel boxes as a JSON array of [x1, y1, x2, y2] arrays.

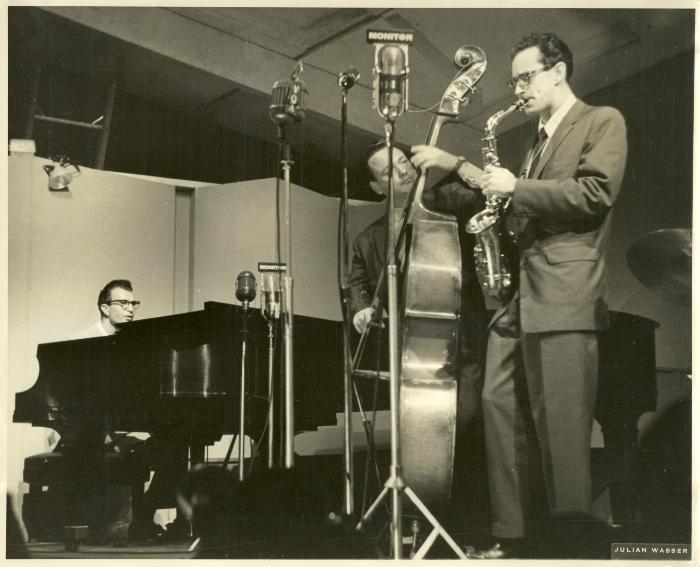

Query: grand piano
[[13, 301, 356, 538], [15, 301, 348, 442], [14, 301, 657, 535]]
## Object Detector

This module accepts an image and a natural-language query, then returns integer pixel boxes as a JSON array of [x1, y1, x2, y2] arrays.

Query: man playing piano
[[56, 279, 141, 545], [67, 280, 189, 544], [73, 279, 139, 338]]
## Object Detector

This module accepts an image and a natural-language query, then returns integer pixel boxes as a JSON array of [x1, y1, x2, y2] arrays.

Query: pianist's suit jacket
[[505, 99, 627, 333]]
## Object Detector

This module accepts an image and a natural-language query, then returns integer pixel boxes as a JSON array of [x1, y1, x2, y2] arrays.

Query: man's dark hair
[[512, 33, 573, 80], [98, 279, 133, 313], [364, 138, 412, 182]]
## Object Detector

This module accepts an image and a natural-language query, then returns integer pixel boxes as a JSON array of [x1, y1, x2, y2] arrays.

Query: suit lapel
[[519, 145, 535, 178], [532, 99, 586, 179]]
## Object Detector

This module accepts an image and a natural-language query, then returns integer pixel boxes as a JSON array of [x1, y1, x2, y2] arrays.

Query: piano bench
[[23, 450, 151, 486], [22, 450, 151, 542]]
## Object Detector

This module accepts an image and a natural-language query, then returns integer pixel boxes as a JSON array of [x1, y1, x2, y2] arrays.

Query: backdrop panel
[[7, 154, 177, 500]]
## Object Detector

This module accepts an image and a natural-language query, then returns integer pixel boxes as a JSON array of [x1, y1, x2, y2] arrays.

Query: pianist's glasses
[[106, 299, 141, 310]]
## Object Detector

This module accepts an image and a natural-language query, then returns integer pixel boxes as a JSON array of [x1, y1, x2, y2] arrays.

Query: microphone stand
[[356, 124, 468, 560], [337, 68, 387, 520], [277, 122, 295, 469], [356, 121, 404, 557], [337, 79, 355, 516], [224, 272, 257, 476], [238, 298, 251, 482], [262, 281, 280, 469], [266, 314, 276, 469]]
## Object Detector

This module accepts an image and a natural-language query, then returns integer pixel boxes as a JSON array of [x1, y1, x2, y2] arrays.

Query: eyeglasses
[[507, 65, 551, 89], [106, 300, 141, 310]]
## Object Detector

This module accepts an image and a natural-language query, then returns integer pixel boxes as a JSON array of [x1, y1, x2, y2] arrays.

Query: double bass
[[353, 47, 487, 504]]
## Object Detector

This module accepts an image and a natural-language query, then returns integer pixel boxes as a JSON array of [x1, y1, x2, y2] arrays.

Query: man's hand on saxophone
[[480, 164, 517, 198]]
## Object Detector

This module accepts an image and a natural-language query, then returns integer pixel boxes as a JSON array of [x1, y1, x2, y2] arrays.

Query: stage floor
[[11, 451, 690, 560], [23, 541, 194, 560]]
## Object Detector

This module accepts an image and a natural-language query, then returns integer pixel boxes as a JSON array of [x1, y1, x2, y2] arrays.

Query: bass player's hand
[[410, 145, 460, 172], [352, 307, 387, 334]]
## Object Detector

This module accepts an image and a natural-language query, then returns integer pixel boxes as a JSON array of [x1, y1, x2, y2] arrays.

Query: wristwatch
[[454, 156, 479, 187], [453, 155, 468, 172]]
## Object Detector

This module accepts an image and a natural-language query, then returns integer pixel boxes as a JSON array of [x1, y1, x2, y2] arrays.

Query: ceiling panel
[[166, 7, 386, 59], [11, 6, 696, 173]]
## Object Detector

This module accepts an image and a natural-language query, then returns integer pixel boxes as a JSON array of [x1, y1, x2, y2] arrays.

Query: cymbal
[[627, 229, 691, 305]]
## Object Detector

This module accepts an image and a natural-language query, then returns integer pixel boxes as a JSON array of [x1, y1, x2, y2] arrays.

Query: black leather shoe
[[129, 521, 166, 542], [162, 518, 193, 541], [466, 539, 530, 559]]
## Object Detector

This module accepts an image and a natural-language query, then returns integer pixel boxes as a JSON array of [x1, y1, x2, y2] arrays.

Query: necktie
[[527, 128, 548, 178]]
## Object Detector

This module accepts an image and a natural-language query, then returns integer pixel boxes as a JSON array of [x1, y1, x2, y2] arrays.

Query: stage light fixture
[[43, 155, 81, 191]]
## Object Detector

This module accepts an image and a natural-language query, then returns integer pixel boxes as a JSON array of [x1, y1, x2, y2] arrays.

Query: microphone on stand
[[367, 28, 413, 122], [236, 271, 257, 309], [261, 273, 282, 320], [257, 267, 283, 470], [269, 60, 308, 125], [376, 45, 407, 121], [234, 270, 256, 481], [338, 67, 360, 90]]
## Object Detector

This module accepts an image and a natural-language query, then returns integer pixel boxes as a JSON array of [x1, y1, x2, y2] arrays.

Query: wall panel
[[7, 154, 177, 499], [193, 178, 381, 321]]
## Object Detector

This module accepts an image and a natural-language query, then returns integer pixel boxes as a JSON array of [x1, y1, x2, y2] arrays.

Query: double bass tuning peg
[[460, 86, 479, 103]]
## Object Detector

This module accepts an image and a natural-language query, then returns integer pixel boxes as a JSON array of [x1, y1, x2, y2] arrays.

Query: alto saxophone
[[466, 99, 525, 302]]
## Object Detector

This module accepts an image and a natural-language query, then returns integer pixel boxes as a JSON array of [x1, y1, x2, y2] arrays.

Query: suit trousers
[[482, 325, 599, 538]]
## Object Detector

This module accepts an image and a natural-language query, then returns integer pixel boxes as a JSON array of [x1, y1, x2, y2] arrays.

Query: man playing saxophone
[[411, 32, 627, 558]]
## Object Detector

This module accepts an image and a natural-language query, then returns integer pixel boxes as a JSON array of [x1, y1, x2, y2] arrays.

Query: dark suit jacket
[[348, 215, 386, 315], [348, 174, 485, 319], [508, 99, 627, 333]]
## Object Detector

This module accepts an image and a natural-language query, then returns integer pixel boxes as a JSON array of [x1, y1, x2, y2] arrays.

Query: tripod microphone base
[[356, 480, 468, 559], [403, 486, 468, 559]]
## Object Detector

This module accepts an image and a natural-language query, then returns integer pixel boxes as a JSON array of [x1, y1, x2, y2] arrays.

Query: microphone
[[338, 67, 360, 90], [377, 45, 407, 120], [235, 271, 257, 309], [269, 60, 307, 125], [261, 273, 281, 320]]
